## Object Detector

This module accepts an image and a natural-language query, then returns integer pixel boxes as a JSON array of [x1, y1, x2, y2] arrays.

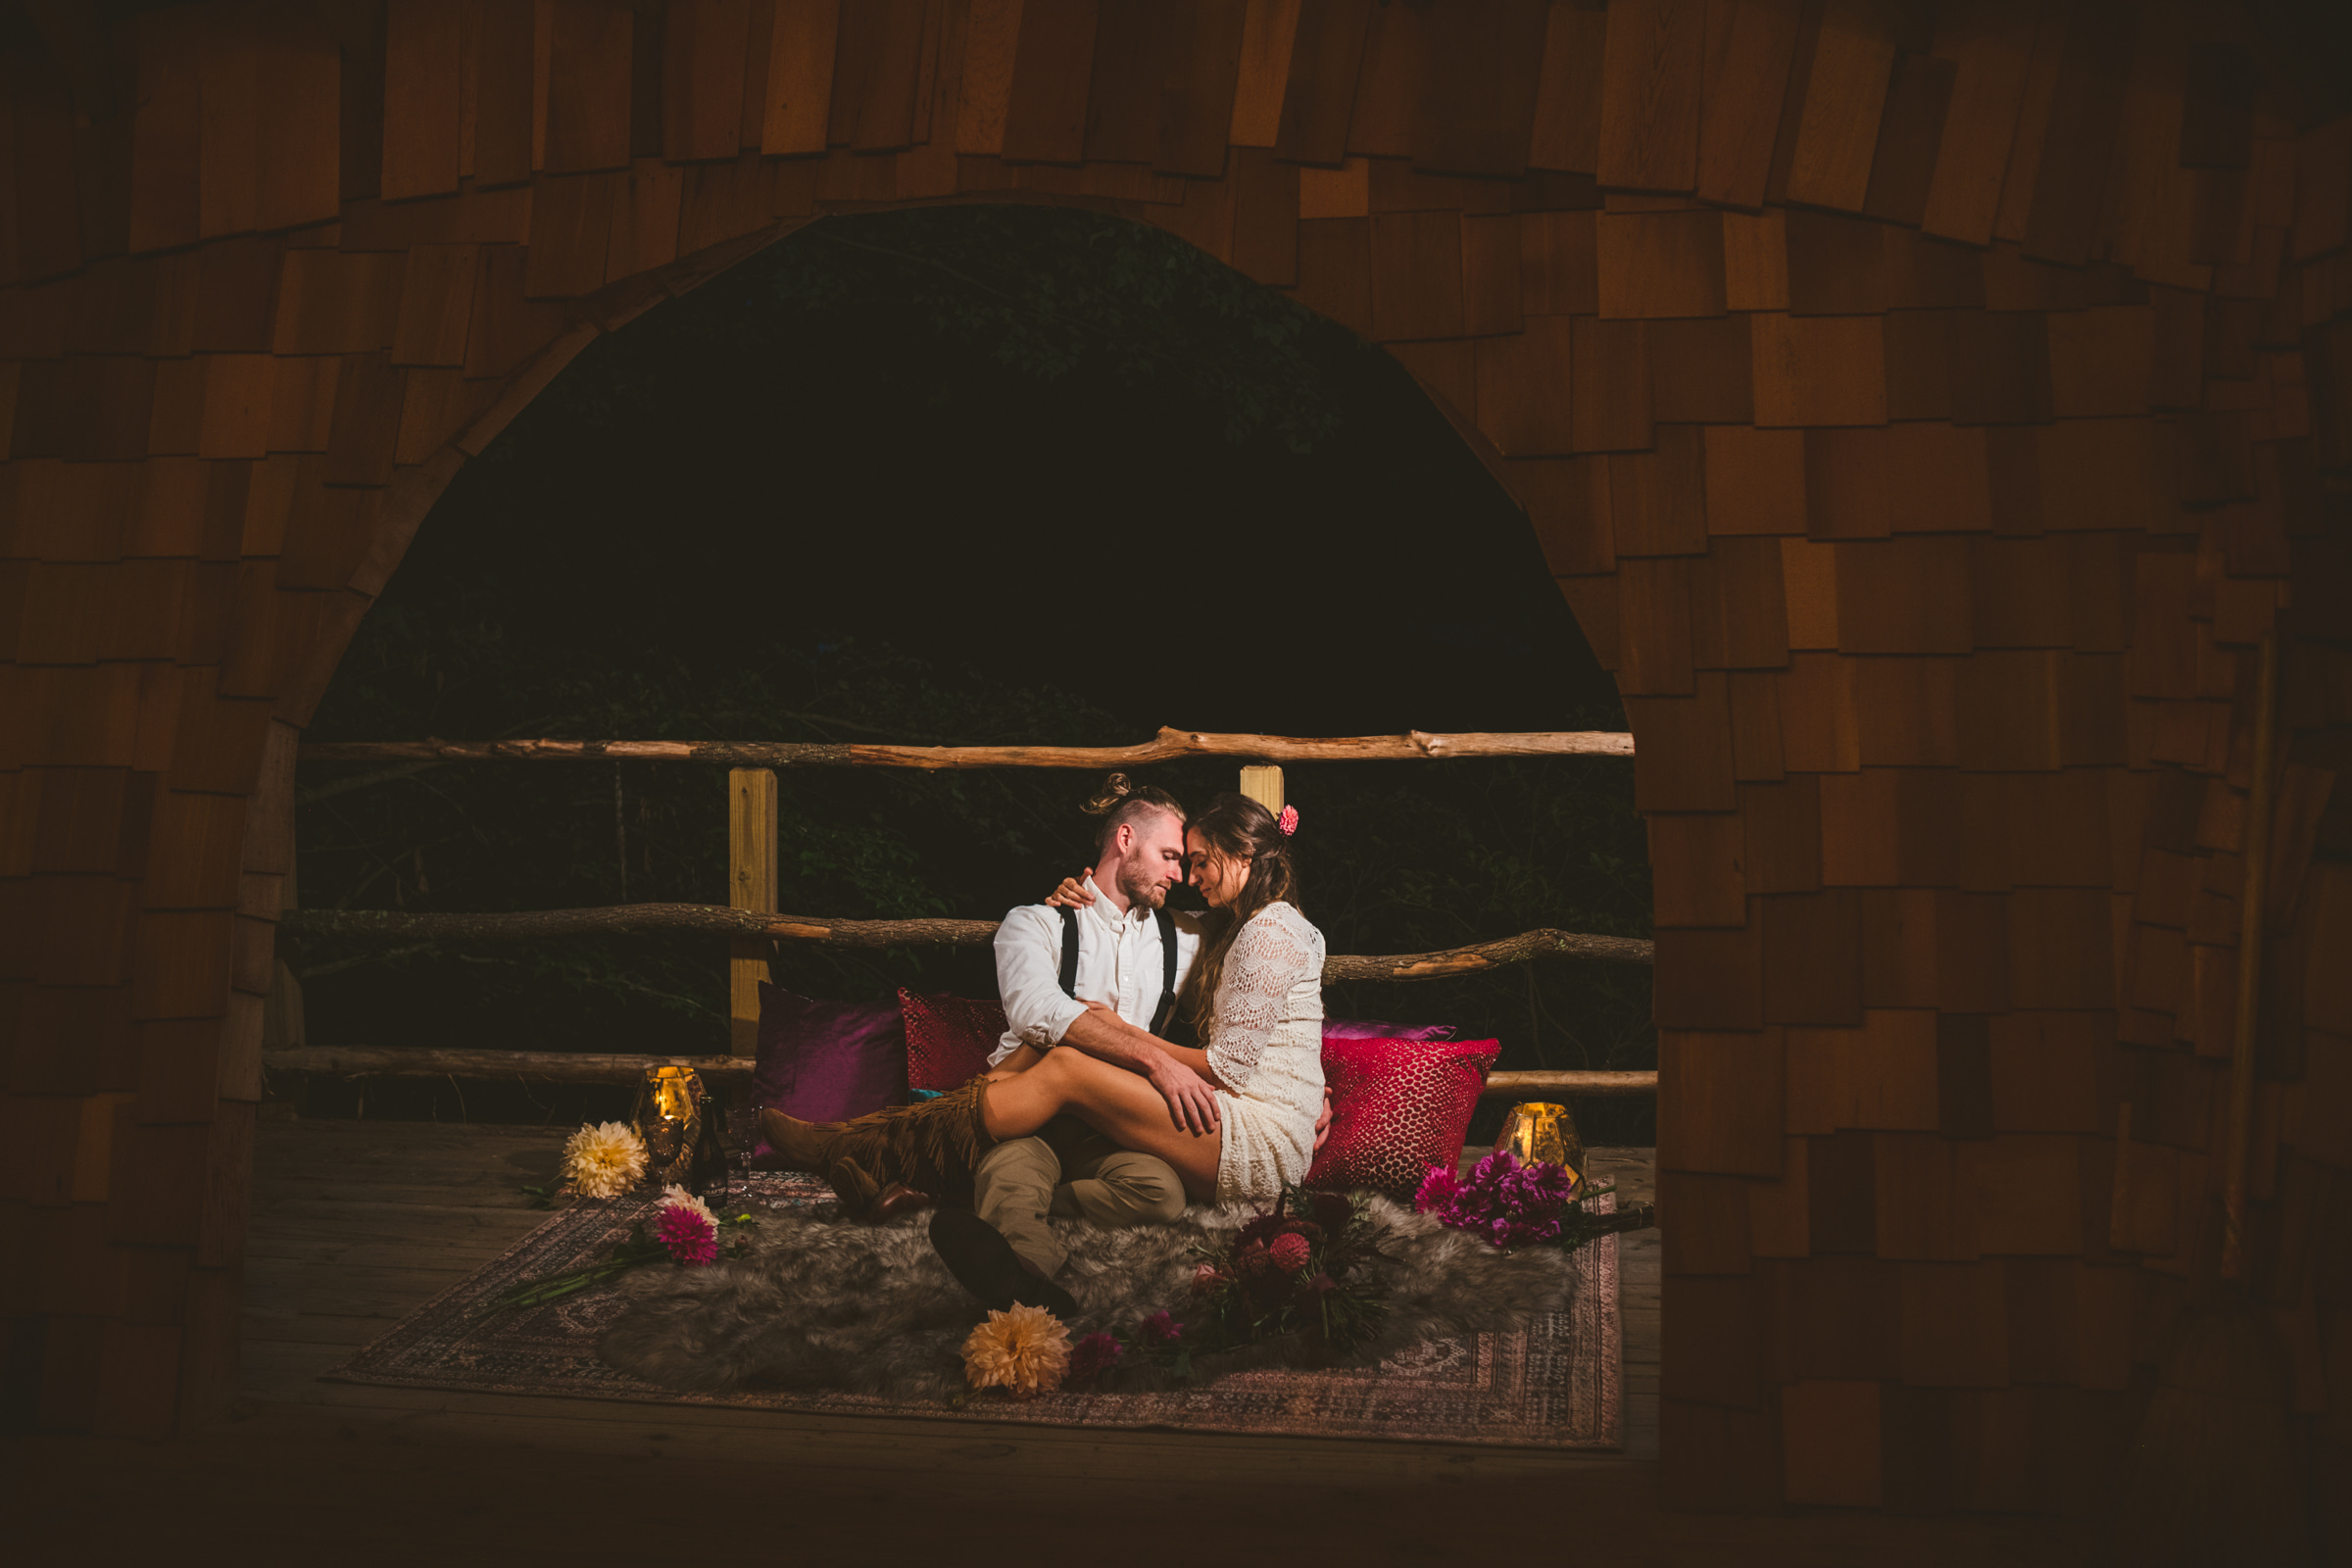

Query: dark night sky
[[389, 211, 1617, 742]]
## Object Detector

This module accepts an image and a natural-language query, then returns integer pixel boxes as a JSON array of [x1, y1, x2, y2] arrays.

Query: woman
[[759, 792, 1325, 1211]]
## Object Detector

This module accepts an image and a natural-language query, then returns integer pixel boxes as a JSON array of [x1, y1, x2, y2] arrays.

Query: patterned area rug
[[327, 1173, 1622, 1449]]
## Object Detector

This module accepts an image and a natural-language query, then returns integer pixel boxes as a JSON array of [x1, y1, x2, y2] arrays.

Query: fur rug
[[598, 1197, 1579, 1399]]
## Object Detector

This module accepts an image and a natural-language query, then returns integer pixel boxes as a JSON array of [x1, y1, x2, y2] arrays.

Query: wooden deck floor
[[13, 1119, 2091, 1566]]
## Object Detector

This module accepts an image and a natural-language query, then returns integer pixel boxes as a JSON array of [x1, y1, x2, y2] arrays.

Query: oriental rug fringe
[[326, 1173, 1621, 1449]]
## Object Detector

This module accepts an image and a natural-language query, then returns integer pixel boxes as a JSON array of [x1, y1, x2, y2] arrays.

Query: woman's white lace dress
[[1203, 902, 1326, 1202]]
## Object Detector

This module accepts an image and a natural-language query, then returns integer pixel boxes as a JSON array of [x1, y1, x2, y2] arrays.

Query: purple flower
[[1138, 1309, 1183, 1346], [1067, 1331, 1125, 1385]]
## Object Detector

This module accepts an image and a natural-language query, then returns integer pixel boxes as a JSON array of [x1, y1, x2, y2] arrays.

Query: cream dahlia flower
[[961, 1303, 1071, 1398], [660, 1184, 716, 1226], [562, 1121, 648, 1199]]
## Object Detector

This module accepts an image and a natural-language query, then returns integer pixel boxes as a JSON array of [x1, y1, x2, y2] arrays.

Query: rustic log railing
[[295, 726, 1635, 768], [280, 731, 1650, 1066], [279, 905, 1656, 977], [259, 1046, 1656, 1099]]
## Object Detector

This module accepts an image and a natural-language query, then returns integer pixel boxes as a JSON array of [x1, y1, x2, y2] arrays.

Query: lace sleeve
[[1204, 906, 1311, 1093]]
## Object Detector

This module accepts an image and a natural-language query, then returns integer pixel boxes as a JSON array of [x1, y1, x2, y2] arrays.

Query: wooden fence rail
[[258, 1046, 1655, 1099], [278, 906, 1657, 977], [295, 727, 1636, 769]]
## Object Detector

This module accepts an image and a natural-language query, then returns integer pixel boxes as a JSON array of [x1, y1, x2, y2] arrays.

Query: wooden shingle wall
[[1, 0, 2347, 1512]]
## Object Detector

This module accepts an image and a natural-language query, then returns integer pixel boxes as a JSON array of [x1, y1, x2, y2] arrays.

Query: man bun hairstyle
[[1081, 771, 1186, 858], [1179, 791, 1304, 1031]]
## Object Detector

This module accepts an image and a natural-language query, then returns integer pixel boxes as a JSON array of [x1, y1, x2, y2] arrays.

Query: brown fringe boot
[[758, 1076, 998, 1221]]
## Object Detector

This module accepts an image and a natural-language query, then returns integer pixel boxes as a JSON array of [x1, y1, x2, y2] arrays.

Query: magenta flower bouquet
[[1415, 1150, 1644, 1255]]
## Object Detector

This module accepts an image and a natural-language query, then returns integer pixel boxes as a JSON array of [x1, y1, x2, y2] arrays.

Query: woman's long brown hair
[[1180, 792, 1303, 1035]]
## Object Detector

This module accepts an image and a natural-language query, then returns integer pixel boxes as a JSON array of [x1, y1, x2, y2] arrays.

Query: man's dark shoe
[[929, 1209, 1077, 1318]]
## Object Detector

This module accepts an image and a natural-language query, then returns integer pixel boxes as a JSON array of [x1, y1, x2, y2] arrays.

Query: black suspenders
[[1057, 906, 1180, 1035]]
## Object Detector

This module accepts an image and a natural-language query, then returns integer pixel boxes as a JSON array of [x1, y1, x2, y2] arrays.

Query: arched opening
[[284, 204, 1651, 1145]]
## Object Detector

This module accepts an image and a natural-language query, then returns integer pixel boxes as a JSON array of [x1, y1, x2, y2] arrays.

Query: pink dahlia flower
[[1267, 1233, 1312, 1274], [1137, 1309, 1183, 1346], [656, 1205, 720, 1266], [1067, 1331, 1124, 1386]]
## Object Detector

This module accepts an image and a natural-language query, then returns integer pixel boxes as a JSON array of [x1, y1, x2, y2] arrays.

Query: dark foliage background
[[292, 207, 1656, 1143]]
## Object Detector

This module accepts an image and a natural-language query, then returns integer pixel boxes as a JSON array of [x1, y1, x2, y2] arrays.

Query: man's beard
[[1117, 862, 1169, 909]]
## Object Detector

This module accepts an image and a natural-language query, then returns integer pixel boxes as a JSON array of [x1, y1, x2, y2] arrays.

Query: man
[[927, 779, 1203, 1318]]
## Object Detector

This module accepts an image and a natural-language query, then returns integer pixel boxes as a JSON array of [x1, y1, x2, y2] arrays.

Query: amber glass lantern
[[631, 1065, 706, 1190], [1496, 1101, 1584, 1194]]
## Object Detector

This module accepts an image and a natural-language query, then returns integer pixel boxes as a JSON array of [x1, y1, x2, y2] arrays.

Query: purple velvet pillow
[[751, 983, 907, 1124], [1323, 1017, 1458, 1042]]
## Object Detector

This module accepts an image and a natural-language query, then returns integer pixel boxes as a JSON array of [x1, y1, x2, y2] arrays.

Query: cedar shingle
[[762, 0, 841, 155], [1527, 0, 1605, 176], [665, 0, 757, 161], [1617, 557, 1696, 696], [2020, 0, 2133, 267], [1471, 314, 1575, 457], [1367, 211, 1463, 341], [1705, 425, 1805, 535], [1648, 315, 1755, 423], [1784, 0, 1896, 213], [1860, 50, 1955, 226], [1272, 0, 1370, 167], [1143, 0, 1242, 174], [1834, 536, 1971, 655], [1919, 0, 2040, 246], [1695, 0, 1804, 211], [384, 0, 467, 201], [1228, 0, 1301, 150], [1410, 0, 1547, 179], [1596, 208, 1727, 318], [544, 0, 638, 173], [1660, 1028, 1788, 1174], [1570, 316, 1651, 452], [1341, 0, 1422, 159], [1751, 312, 1886, 426], [1596, 0, 1704, 193]]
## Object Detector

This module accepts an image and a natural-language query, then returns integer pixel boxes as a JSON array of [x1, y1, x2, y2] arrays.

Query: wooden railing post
[[727, 768, 778, 1056], [1239, 764, 1284, 812]]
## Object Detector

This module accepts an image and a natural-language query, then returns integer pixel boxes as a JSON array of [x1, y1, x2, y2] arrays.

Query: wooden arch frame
[[5, 0, 2349, 1522]]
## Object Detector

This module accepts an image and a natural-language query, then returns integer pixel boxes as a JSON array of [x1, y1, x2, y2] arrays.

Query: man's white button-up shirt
[[990, 875, 1201, 1067]]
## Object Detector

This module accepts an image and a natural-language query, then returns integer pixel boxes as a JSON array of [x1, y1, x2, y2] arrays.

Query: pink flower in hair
[[1276, 806, 1298, 836]]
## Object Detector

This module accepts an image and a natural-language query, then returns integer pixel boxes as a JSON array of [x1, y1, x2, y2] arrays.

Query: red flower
[[1268, 1233, 1312, 1274], [1138, 1309, 1183, 1346]]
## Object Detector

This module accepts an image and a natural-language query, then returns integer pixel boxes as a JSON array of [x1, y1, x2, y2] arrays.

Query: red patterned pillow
[[898, 990, 1007, 1093], [1304, 1037, 1499, 1199]]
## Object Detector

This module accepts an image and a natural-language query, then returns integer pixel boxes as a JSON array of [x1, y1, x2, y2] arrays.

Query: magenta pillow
[[899, 989, 1008, 1092], [1305, 1037, 1499, 1199], [1323, 1017, 1458, 1042], [751, 984, 906, 1123]]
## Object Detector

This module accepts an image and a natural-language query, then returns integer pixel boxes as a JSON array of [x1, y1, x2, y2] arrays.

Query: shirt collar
[[1082, 873, 1150, 931]]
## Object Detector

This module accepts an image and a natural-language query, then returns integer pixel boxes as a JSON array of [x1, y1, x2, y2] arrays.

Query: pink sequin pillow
[[1305, 1037, 1500, 1199], [898, 989, 1007, 1092]]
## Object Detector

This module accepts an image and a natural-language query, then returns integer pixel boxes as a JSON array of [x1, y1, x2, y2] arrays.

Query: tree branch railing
[[278, 905, 1655, 976], [256, 1046, 1656, 1098], [294, 726, 1635, 769]]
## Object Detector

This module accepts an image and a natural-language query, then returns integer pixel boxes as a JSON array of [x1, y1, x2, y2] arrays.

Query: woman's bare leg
[[983, 1050, 1222, 1201]]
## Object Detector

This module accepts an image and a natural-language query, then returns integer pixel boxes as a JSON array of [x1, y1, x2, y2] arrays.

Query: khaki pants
[[971, 1115, 1187, 1278]]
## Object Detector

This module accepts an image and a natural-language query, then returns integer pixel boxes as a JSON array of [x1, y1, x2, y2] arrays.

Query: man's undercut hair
[[1081, 772, 1187, 858]]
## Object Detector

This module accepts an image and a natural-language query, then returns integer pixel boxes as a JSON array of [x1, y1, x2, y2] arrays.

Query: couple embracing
[[758, 774, 1330, 1318]]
